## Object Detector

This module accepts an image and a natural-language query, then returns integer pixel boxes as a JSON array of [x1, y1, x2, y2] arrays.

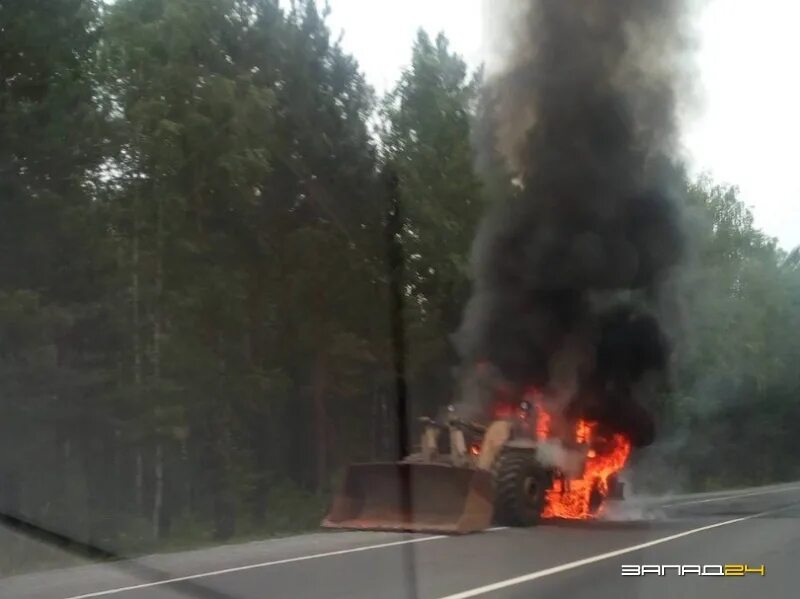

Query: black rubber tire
[[493, 450, 549, 527], [588, 479, 604, 515]]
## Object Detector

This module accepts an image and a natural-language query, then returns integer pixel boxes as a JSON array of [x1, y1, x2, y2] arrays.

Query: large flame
[[533, 400, 631, 519]]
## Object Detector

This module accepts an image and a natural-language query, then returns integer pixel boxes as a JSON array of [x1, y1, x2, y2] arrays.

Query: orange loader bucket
[[321, 462, 494, 534]]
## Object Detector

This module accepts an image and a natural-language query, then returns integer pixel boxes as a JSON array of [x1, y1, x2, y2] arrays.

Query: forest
[[1, 0, 799, 569]]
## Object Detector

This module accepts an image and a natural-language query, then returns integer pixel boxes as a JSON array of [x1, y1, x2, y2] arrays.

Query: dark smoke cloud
[[458, 0, 696, 446]]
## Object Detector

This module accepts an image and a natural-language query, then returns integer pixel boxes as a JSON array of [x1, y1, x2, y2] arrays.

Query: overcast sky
[[325, 0, 800, 251]]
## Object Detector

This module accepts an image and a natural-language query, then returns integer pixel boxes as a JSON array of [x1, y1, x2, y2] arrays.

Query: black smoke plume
[[458, 0, 695, 446]]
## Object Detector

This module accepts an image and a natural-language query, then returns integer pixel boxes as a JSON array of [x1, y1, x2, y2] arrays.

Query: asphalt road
[[3, 482, 800, 599]]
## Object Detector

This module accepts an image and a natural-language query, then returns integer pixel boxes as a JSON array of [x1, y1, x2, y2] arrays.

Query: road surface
[[3, 482, 799, 599]]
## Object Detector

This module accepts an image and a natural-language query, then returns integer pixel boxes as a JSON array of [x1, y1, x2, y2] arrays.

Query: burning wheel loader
[[321, 399, 630, 534]]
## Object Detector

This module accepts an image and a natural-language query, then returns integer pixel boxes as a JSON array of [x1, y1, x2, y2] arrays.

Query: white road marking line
[[62, 528, 509, 599], [438, 503, 799, 599], [63, 535, 448, 599], [660, 484, 800, 508], [57, 487, 799, 599]]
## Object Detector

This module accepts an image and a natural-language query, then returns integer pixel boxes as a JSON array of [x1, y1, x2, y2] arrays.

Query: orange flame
[[575, 420, 592, 444], [533, 400, 631, 520], [533, 400, 550, 441]]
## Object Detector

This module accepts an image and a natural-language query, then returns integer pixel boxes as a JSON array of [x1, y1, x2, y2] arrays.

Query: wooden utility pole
[[383, 164, 409, 460]]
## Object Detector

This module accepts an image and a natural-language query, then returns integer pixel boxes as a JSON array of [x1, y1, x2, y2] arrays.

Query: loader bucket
[[321, 462, 494, 534]]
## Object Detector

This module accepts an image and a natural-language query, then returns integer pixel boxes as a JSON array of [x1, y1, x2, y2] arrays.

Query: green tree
[[639, 178, 800, 491], [98, 0, 385, 539], [381, 30, 486, 414], [0, 0, 119, 547]]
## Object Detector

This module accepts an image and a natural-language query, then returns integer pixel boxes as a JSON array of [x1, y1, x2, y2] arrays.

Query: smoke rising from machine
[[458, 0, 696, 446]]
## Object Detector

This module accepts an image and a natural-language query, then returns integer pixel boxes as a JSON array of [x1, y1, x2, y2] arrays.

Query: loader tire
[[493, 450, 549, 527], [588, 479, 604, 515]]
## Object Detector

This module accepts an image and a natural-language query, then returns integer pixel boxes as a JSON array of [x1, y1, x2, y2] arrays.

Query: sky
[[325, 0, 800, 251]]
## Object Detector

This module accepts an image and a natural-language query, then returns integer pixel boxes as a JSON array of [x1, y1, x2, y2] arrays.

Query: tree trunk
[[135, 450, 143, 514], [153, 442, 163, 539], [212, 420, 236, 540], [153, 187, 163, 382], [132, 189, 142, 390], [131, 189, 144, 517], [371, 375, 379, 460], [313, 352, 328, 495], [152, 186, 165, 539], [212, 334, 236, 540]]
